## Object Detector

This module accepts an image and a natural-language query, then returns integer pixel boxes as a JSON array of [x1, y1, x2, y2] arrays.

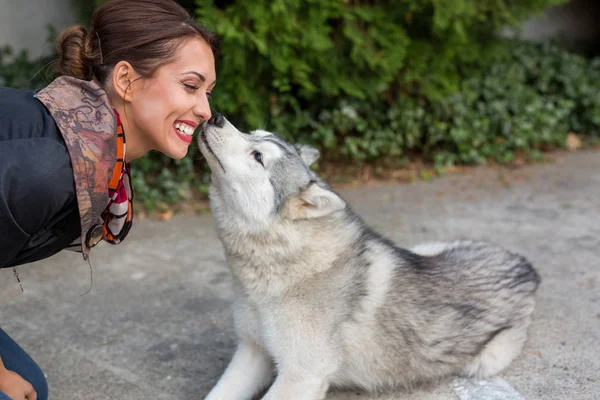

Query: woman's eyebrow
[[181, 71, 205, 81], [181, 71, 216, 86]]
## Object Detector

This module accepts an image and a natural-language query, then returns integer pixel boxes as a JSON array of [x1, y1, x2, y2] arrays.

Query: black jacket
[[0, 86, 81, 269]]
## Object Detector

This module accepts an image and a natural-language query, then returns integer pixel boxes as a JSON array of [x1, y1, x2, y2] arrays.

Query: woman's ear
[[111, 61, 137, 102]]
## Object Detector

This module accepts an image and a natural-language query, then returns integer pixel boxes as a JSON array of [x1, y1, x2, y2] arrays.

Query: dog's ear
[[284, 182, 346, 220], [294, 144, 320, 166]]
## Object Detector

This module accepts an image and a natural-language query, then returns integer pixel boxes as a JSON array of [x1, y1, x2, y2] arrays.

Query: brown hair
[[55, 0, 220, 84]]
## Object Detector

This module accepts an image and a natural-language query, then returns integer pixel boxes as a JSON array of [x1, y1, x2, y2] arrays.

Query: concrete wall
[[0, 0, 77, 59], [515, 0, 600, 43]]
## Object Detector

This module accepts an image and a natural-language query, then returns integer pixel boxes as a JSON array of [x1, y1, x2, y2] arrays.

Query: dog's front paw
[[261, 375, 328, 400]]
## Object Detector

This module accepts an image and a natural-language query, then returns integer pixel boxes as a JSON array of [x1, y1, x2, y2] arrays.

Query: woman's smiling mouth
[[173, 120, 197, 143]]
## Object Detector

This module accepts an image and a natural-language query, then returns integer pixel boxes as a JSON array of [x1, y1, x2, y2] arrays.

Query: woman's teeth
[[175, 123, 194, 136]]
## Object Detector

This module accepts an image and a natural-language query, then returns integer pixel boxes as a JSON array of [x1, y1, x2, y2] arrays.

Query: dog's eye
[[252, 151, 264, 166]]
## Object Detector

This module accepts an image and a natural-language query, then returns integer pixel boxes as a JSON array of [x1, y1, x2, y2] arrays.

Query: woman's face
[[120, 37, 216, 160]]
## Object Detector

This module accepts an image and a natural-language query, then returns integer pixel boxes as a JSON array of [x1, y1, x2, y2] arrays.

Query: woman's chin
[[159, 141, 190, 160]]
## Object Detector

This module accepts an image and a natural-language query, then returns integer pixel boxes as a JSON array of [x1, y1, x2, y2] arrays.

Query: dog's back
[[331, 232, 540, 391]]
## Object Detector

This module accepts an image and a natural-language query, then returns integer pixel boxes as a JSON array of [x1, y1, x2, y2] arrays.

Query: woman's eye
[[183, 83, 198, 91], [252, 151, 264, 165], [206, 92, 212, 99]]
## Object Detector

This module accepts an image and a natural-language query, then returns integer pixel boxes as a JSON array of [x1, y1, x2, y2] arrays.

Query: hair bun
[[56, 25, 94, 80]]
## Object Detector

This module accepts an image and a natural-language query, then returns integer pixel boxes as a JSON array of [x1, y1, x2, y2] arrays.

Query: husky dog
[[198, 113, 541, 400]]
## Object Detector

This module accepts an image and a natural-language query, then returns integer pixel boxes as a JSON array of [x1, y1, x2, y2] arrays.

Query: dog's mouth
[[200, 129, 226, 173]]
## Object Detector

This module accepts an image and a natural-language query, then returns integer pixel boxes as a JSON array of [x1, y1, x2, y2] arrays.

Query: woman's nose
[[193, 98, 212, 122]]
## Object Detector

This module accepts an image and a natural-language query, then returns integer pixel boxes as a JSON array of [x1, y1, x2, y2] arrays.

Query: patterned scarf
[[101, 109, 134, 244]]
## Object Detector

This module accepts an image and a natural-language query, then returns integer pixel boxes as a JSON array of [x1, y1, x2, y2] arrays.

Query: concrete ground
[[1, 150, 599, 400]]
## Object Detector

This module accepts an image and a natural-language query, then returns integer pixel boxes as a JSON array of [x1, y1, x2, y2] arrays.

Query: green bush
[[301, 40, 600, 167], [0, 27, 56, 89], [196, 0, 568, 130], [193, 0, 597, 171]]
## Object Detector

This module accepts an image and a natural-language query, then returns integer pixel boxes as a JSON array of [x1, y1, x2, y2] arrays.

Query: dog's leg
[[259, 316, 337, 400], [204, 341, 274, 400], [261, 370, 330, 400]]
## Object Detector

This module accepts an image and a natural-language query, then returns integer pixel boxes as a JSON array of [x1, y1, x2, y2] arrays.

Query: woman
[[0, 0, 219, 398]]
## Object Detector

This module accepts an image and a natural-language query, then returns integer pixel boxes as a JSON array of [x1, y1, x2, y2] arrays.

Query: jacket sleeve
[[0, 137, 78, 269], [0, 179, 31, 268]]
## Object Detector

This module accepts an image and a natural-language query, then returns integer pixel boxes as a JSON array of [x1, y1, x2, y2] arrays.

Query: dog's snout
[[208, 112, 225, 128]]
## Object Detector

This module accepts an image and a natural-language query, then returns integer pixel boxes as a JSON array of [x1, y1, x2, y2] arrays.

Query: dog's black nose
[[207, 112, 225, 128]]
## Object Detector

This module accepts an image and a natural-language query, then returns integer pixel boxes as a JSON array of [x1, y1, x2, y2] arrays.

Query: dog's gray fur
[[198, 116, 541, 400]]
